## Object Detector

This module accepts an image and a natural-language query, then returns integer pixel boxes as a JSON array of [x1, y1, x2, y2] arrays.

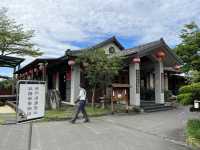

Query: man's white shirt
[[78, 88, 86, 101]]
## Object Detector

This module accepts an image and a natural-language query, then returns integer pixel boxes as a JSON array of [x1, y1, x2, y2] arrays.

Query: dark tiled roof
[[66, 36, 125, 56], [117, 38, 183, 64], [118, 39, 164, 56], [14, 58, 58, 74], [0, 55, 24, 68]]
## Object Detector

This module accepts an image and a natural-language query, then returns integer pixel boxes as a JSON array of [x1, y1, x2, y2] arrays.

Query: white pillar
[[155, 61, 164, 104], [129, 63, 140, 106], [149, 73, 154, 89], [164, 73, 168, 90], [55, 72, 59, 90], [70, 65, 80, 104]]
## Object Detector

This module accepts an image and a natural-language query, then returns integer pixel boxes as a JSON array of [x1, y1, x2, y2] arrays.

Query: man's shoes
[[70, 119, 75, 124], [83, 119, 90, 123]]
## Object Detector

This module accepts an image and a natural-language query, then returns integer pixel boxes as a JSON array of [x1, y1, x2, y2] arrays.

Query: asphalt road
[[0, 106, 199, 150]]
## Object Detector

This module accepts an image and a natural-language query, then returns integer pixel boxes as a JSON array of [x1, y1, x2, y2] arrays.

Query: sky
[[0, 0, 200, 76]]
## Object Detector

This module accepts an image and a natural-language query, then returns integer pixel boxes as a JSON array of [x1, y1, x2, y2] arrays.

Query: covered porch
[[126, 39, 182, 108]]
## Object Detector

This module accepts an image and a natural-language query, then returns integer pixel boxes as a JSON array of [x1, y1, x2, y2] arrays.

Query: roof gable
[[119, 38, 183, 65], [67, 36, 124, 56]]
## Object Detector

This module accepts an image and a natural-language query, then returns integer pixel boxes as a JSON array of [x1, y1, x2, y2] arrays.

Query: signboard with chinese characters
[[17, 80, 46, 122]]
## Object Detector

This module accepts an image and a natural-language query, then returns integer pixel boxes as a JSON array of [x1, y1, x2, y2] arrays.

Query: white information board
[[17, 81, 46, 121]]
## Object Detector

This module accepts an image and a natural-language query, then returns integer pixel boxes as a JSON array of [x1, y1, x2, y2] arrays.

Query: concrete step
[[141, 102, 163, 107], [141, 102, 173, 112], [142, 104, 166, 109], [144, 106, 173, 112]]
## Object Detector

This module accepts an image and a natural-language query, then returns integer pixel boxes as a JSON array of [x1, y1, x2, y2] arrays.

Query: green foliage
[[191, 70, 200, 83], [177, 93, 193, 105], [174, 21, 200, 73], [179, 82, 200, 94], [0, 8, 43, 57], [0, 79, 13, 89], [76, 49, 124, 90], [187, 119, 200, 140], [177, 82, 200, 105]]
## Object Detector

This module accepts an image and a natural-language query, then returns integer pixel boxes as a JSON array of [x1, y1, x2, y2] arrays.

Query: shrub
[[177, 93, 193, 105], [179, 82, 200, 94], [178, 82, 200, 105], [187, 119, 200, 140], [192, 89, 200, 100], [0, 80, 13, 89]]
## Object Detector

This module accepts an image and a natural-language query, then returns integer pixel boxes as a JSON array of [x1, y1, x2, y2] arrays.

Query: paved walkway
[[0, 106, 199, 150]]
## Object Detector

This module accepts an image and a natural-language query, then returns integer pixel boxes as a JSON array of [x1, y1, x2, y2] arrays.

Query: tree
[[0, 8, 43, 57], [174, 22, 200, 73], [76, 49, 124, 108]]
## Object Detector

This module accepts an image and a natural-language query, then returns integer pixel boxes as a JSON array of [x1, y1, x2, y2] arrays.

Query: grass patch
[[0, 104, 135, 124], [0, 116, 5, 124], [0, 113, 16, 125], [42, 105, 111, 122], [186, 119, 200, 148]]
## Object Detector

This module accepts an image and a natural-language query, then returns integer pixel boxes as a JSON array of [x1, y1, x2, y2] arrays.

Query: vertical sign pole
[[28, 122, 33, 150]]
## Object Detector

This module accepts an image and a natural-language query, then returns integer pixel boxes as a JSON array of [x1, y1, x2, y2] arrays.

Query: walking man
[[70, 84, 89, 123]]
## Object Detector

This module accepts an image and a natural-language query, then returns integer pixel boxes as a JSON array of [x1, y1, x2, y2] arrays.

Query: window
[[109, 46, 115, 54]]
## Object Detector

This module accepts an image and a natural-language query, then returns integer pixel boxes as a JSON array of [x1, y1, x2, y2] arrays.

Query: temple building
[[14, 37, 185, 111]]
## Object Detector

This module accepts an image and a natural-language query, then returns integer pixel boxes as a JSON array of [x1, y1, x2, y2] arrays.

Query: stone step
[[141, 101, 173, 112], [141, 102, 164, 107], [141, 104, 166, 109], [144, 106, 173, 113]]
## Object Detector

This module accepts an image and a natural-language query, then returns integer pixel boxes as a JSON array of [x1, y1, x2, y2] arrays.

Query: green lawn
[[42, 105, 111, 122], [0, 104, 134, 124], [0, 113, 16, 125], [186, 119, 200, 148]]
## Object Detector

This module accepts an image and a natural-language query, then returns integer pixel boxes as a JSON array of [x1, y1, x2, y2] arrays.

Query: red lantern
[[68, 60, 75, 66], [29, 70, 33, 74], [132, 57, 141, 63], [174, 64, 181, 70], [155, 50, 166, 61]]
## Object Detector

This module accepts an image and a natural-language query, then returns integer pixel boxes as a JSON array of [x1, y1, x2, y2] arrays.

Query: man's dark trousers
[[71, 100, 89, 122]]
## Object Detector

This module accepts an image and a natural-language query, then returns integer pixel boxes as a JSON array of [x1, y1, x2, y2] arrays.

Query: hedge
[[177, 93, 193, 105], [179, 82, 200, 94], [177, 82, 200, 105]]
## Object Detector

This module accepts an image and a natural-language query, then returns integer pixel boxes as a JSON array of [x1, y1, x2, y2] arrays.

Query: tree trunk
[[91, 87, 96, 108]]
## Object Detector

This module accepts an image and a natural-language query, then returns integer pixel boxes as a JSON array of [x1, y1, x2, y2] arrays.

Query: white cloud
[[1, 0, 200, 66]]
